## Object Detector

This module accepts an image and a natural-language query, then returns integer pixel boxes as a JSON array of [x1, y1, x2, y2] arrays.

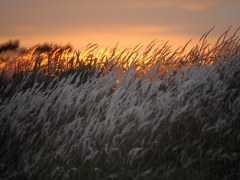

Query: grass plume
[[0, 28, 240, 179]]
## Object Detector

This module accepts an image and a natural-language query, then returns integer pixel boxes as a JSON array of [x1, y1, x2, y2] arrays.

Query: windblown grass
[[0, 28, 240, 179]]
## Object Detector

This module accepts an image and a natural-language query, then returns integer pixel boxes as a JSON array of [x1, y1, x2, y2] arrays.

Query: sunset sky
[[1, 0, 240, 52]]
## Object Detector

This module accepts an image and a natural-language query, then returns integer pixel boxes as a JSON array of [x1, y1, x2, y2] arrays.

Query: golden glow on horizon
[[0, 32, 204, 55], [0, 24, 205, 53]]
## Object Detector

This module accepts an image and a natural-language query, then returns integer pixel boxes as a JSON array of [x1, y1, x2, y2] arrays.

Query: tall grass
[[0, 28, 240, 180]]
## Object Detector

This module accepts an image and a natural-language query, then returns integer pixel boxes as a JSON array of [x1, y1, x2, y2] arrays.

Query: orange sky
[[0, 0, 240, 52]]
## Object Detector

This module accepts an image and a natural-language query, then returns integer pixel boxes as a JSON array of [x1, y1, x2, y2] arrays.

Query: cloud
[[173, 0, 240, 10], [89, 0, 240, 10]]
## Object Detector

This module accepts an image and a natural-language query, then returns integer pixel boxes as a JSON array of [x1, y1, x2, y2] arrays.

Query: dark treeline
[[0, 40, 19, 53], [0, 39, 73, 54]]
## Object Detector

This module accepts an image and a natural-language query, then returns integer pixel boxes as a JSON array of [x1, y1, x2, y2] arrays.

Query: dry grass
[[0, 28, 240, 180]]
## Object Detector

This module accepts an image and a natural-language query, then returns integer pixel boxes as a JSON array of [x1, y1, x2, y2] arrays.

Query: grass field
[[0, 28, 240, 179]]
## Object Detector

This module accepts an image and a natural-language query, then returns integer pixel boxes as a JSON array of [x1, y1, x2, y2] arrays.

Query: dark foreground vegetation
[[0, 28, 240, 179]]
